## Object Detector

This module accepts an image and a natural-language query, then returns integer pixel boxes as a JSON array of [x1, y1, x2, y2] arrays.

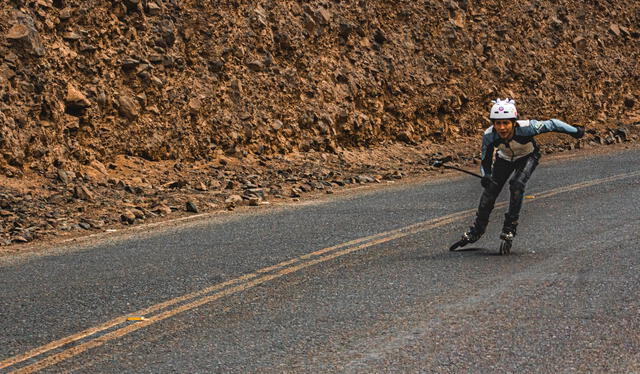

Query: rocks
[[57, 169, 73, 184], [164, 180, 188, 189], [118, 95, 140, 120], [374, 29, 388, 44], [12, 236, 30, 244], [155, 19, 176, 48], [474, 43, 485, 55], [386, 171, 404, 180], [186, 201, 199, 213], [338, 22, 355, 39], [315, 8, 332, 25], [90, 160, 109, 176], [65, 84, 91, 115], [0, 1, 637, 180], [62, 31, 82, 41], [186, 97, 203, 115], [356, 175, 377, 184], [225, 194, 243, 209], [73, 185, 94, 201], [624, 96, 635, 109], [612, 127, 629, 142], [121, 210, 136, 224], [147, 2, 162, 16], [243, 188, 265, 199], [0, 0, 638, 250], [246, 60, 264, 72], [609, 23, 621, 37], [208, 60, 224, 73], [121, 58, 140, 71], [152, 204, 172, 216], [6, 24, 30, 41], [59, 8, 74, 21], [572, 36, 587, 50], [225, 194, 243, 204], [290, 188, 302, 198], [6, 11, 46, 57], [0, 64, 16, 83]]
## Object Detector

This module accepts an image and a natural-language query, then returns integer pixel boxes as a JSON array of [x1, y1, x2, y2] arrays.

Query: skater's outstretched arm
[[517, 119, 585, 138]]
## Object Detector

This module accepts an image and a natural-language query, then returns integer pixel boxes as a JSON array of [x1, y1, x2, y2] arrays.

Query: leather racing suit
[[473, 119, 582, 235]]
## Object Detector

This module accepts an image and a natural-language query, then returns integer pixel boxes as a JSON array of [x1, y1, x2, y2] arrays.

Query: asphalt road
[[1, 147, 639, 373]]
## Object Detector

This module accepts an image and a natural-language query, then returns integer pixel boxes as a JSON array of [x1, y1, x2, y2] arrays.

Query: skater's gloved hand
[[571, 125, 585, 139], [481, 175, 495, 189]]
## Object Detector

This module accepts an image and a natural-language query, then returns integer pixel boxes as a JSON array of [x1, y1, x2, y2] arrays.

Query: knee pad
[[485, 181, 501, 195]]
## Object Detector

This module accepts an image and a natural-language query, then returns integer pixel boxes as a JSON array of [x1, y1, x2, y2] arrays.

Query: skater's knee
[[484, 182, 501, 196]]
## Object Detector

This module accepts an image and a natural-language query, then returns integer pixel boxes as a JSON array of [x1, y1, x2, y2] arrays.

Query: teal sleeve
[[519, 119, 579, 136]]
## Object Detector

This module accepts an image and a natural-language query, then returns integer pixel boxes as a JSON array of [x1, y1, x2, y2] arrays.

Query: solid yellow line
[[4, 170, 640, 373], [0, 273, 251, 370], [11, 209, 472, 374], [0, 219, 434, 370], [1, 247, 363, 369], [7, 205, 470, 370], [5, 208, 476, 374]]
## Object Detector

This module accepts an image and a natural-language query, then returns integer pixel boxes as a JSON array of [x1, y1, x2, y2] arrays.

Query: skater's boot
[[464, 225, 485, 243], [499, 230, 515, 242], [450, 225, 485, 251], [499, 228, 514, 255], [500, 214, 518, 241], [499, 217, 517, 255]]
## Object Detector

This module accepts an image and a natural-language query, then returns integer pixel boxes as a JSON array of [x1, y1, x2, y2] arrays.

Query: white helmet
[[489, 98, 518, 120]]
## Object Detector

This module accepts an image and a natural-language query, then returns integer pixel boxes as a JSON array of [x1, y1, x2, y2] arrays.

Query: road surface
[[1, 147, 639, 373]]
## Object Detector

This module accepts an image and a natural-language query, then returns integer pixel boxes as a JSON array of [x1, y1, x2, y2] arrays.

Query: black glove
[[481, 175, 494, 189], [571, 126, 585, 139]]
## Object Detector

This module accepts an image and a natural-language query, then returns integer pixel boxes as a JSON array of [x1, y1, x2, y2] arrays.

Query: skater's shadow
[[450, 246, 483, 252], [451, 246, 524, 257], [451, 247, 529, 258], [411, 247, 511, 262]]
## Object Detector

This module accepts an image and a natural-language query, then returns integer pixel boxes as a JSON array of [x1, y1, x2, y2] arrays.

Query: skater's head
[[493, 119, 515, 140], [489, 98, 518, 140]]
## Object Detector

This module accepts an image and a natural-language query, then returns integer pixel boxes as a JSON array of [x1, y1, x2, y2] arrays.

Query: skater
[[450, 98, 584, 253]]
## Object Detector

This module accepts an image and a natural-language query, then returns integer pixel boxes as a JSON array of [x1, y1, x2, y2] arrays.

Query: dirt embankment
[[0, 0, 639, 248]]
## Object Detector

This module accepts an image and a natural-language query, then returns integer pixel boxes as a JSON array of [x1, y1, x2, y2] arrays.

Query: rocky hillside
[[1, 0, 639, 175], [0, 0, 639, 247]]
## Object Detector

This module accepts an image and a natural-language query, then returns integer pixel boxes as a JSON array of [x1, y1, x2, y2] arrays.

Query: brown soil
[[0, 0, 639, 252]]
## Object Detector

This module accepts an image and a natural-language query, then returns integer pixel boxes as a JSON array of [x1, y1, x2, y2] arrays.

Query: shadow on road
[[408, 246, 534, 262], [450, 247, 484, 252]]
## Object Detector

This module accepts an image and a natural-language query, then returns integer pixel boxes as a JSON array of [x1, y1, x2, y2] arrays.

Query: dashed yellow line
[[3, 170, 639, 373]]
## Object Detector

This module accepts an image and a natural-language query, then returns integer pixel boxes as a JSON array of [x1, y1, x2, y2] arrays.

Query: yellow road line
[[3, 170, 639, 373], [0, 219, 441, 371], [1, 239, 388, 370], [10, 209, 474, 374]]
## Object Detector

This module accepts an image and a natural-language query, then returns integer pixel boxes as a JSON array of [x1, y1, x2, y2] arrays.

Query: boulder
[[6, 12, 46, 57]]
